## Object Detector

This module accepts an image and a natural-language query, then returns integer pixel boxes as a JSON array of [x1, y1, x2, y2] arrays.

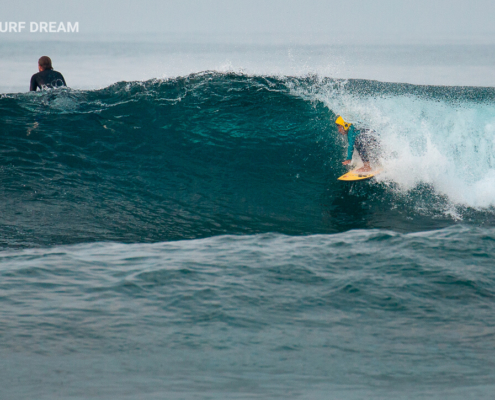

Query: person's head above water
[[38, 56, 53, 72], [335, 115, 352, 135]]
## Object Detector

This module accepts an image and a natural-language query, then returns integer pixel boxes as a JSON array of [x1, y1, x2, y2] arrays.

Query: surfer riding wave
[[335, 116, 381, 173]]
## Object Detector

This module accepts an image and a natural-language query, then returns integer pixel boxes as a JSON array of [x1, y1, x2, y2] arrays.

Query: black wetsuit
[[30, 69, 67, 91]]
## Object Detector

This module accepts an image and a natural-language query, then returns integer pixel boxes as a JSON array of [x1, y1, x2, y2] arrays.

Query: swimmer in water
[[30, 56, 67, 91]]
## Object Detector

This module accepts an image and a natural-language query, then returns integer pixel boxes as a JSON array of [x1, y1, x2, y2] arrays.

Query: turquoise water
[[1, 67, 495, 398], [2, 228, 495, 399]]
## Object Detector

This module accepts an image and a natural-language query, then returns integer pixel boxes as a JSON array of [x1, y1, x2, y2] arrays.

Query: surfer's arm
[[30, 75, 38, 91]]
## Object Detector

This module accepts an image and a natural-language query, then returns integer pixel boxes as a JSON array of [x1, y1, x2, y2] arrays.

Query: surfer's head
[[335, 116, 351, 131], [38, 56, 53, 71], [335, 116, 352, 135]]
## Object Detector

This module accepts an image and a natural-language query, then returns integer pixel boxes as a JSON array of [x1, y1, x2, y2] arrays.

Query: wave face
[[1, 73, 495, 247]]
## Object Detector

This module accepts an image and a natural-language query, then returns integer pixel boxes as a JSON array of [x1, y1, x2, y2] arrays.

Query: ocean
[[1, 36, 495, 399]]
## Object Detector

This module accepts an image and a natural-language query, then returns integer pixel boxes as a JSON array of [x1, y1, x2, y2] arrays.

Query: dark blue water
[[1, 73, 495, 399]]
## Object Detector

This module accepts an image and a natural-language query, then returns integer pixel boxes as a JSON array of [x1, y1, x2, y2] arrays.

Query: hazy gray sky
[[2, 0, 495, 44]]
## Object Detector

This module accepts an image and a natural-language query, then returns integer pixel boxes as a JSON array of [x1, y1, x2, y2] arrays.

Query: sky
[[2, 0, 495, 44]]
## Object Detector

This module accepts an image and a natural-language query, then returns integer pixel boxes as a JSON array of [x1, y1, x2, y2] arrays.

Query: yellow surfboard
[[338, 168, 383, 181]]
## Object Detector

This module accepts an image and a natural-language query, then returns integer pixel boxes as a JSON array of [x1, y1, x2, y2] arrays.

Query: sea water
[[1, 35, 495, 399]]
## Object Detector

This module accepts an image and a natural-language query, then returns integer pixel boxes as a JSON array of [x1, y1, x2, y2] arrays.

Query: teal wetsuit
[[346, 125, 360, 160]]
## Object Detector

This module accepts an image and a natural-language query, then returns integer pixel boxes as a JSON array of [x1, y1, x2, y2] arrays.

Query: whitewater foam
[[302, 79, 495, 211]]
